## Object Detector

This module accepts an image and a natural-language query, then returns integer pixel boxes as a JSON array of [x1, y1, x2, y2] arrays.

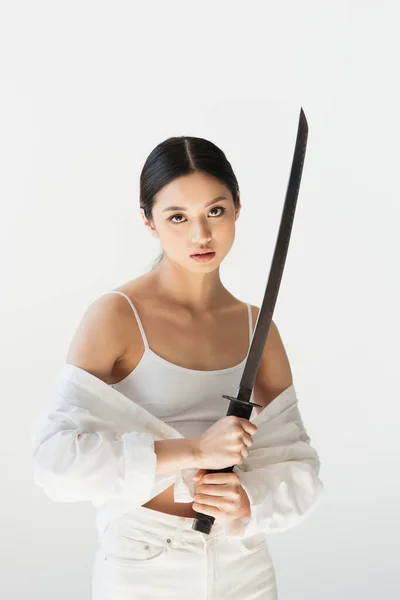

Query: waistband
[[102, 505, 227, 547]]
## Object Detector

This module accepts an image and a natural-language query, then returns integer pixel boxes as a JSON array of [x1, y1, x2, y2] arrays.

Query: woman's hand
[[191, 469, 251, 522], [194, 416, 257, 470]]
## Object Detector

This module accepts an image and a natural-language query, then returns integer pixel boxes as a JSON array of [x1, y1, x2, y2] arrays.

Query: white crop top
[[101, 291, 255, 439]]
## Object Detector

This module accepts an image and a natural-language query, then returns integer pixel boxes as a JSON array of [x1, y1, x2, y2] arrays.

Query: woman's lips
[[190, 252, 216, 262]]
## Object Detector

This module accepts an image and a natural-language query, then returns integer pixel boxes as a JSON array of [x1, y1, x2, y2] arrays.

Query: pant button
[[167, 538, 171, 543]]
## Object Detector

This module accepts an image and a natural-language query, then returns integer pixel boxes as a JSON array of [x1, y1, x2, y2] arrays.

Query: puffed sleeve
[[226, 395, 323, 538], [31, 395, 158, 505]]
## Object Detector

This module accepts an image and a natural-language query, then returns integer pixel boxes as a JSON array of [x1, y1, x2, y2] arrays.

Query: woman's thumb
[[192, 469, 207, 481]]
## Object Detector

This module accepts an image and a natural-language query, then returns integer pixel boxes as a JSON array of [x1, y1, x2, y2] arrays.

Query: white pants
[[92, 505, 278, 599]]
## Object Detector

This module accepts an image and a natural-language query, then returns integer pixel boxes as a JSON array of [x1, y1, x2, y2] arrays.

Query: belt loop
[[170, 516, 186, 548]]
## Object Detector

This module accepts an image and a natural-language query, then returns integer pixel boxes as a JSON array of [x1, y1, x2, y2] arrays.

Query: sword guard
[[222, 394, 262, 409]]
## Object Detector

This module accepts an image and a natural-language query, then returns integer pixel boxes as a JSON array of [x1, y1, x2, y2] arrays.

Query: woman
[[34, 135, 323, 599]]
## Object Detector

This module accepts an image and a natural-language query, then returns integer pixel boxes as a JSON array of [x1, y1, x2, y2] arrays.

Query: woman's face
[[141, 172, 241, 272]]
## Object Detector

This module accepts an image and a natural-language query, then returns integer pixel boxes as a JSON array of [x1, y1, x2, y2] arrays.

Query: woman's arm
[[154, 439, 200, 474], [250, 308, 294, 413], [32, 295, 201, 503], [224, 311, 323, 537]]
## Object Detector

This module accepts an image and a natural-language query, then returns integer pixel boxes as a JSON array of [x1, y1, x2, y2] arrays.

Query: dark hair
[[139, 136, 241, 271]]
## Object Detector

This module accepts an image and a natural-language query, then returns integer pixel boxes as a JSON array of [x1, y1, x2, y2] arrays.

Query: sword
[[192, 107, 309, 534]]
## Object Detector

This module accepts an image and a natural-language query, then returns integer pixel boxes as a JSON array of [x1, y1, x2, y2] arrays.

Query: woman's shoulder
[[247, 303, 281, 334], [100, 274, 153, 308], [65, 276, 152, 384]]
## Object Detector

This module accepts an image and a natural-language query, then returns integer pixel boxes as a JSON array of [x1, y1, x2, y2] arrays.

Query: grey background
[[0, 1, 399, 598]]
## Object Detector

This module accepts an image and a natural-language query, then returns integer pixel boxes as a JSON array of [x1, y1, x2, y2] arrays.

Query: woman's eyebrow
[[162, 196, 228, 212]]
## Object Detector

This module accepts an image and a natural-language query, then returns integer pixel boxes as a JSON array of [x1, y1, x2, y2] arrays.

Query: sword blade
[[228, 108, 308, 415]]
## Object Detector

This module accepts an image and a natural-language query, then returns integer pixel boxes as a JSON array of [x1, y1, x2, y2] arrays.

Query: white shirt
[[31, 363, 323, 540]]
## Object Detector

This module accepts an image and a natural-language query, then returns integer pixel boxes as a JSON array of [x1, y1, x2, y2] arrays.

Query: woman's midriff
[[142, 483, 197, 518]]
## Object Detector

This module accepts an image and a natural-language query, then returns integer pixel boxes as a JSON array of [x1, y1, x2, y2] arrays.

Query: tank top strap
[[100, 291, 149, 349], [101, 292, 252, 352], [246, 303, 253, 345]]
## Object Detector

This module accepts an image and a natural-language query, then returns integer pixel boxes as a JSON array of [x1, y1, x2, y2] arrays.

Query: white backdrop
[[1, 1, 399, 598]]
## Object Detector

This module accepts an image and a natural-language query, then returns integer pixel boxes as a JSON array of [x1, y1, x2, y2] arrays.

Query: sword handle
[[191, 465, 234, 534], [192, 392, 262, 534]]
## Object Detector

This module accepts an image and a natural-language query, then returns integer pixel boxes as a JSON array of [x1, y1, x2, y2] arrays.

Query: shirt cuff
[[121, 431, 158, 503]]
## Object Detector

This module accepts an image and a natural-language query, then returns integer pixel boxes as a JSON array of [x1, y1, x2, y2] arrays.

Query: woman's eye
[[169, 214, 185, 223], [168, 206, 226, 224], [210, 206, 225, 217]]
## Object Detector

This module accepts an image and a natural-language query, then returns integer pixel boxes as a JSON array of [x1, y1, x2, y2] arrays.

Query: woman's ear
[[140, 208, 159, 238], [235, 192, 241, 221]]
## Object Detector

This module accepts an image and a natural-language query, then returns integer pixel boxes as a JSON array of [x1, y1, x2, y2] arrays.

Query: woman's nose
[[190, 221, 212, 244]]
